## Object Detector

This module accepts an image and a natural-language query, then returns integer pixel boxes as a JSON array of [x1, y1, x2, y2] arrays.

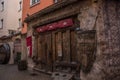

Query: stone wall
[[25, 0, 120, 79], [79, 0, 120, 80], [21, 35, 27, 60], [101, 0, 120, 79], [26, 0, 91, 64], [28, 0, 91, 28], [8, 42, 14, 64]]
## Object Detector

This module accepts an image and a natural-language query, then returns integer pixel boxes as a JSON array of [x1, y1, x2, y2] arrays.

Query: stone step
[[33, 67, 52, 75]]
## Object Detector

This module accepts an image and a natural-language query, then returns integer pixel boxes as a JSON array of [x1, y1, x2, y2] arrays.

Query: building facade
[[24, 0, 120, 80], [0, 0, 22, 64], [21, 0, 56, 61], [22, 0, 54, 34], [0, 0, 22, 37]]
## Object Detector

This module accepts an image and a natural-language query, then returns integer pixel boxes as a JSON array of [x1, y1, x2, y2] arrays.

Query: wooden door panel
[[62, 31, 67, 61], [66, 30, 70, 62], [52, 32, 56, 62], [41, 35, 46, 63], [45, 33, 52, 71], [55, 32, 58, 60], [38, 28, 77, 71], [70, 30, 77, 62], [38, 35, 42, 59], [61, 30, 71, 62], [55, 32, 62, 61], [38, 33, 53, 71]]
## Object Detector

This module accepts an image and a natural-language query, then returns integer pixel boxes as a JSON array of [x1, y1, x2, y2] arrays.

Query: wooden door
[[38, 28, 77, 71], [53, 29, 77, 63], [39, 33, 53, 71], [70, 30, 77, 62]]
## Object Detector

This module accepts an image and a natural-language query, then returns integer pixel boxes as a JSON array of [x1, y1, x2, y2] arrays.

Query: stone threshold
[[33, 67, 52, 75]]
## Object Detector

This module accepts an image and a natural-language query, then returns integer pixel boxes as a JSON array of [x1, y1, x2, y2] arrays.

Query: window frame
[[1, 1, 4, 12], [54, 0, 58, 3], [18, 1, 22, 12], [0, 19, 3, 29], [30, 0, 40, 7], [8, 30, 16, 35], [18, 18, 22, 28]]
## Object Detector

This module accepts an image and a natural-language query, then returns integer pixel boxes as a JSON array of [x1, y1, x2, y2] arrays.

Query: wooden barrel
[[0, 44, 10, 64]]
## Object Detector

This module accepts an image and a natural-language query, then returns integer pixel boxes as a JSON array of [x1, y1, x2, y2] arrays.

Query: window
[[30, 0, 40, 6], [1, 1, 4, 11], [19, 18, 22, 28], [18, 1, 22, 11], [0, 19, 3, 29], [54, 0, 58, 3], [54, 0, 61, 3], [8, 30, 16, 35]]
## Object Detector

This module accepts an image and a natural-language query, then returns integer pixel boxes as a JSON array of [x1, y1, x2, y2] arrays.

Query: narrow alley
[[0, 0, 120, 80]]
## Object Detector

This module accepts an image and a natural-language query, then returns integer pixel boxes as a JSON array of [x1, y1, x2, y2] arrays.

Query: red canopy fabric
[[36, 18, 73, 33], [36, 26, 48, 32], [58, 19, 73, 28], [47, 22, 58, 30]]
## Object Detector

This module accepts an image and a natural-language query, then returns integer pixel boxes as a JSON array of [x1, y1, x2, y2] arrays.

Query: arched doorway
[[14, 38, 21, 63], [0, 43, 10, 64]]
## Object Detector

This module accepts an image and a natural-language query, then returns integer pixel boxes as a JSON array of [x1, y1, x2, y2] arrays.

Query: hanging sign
[[26, 36, 32, 57]]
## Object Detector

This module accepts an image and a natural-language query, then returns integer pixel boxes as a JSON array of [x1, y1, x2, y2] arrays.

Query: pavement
[[0, 65, 52, 80]]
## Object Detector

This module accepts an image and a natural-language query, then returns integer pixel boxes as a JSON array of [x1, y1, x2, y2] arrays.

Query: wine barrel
[[18, 60, 27, 71], [0, 44, 10, 64]]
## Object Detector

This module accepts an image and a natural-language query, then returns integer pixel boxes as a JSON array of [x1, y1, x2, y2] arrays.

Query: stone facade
[[0, 0, 22, 37], [0, 34, 21, 64], [79, 0, 120, 80], [24, 0, 120, 80]]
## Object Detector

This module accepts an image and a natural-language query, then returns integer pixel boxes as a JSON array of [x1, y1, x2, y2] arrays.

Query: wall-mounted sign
[[36, 18, 73, 33], [26, 36, 32, 57]]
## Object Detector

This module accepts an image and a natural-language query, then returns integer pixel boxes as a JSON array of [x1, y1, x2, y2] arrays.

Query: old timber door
[[39, 33, 53, 71], [38, 28, 77, 71], [53, 29, 77, 62]]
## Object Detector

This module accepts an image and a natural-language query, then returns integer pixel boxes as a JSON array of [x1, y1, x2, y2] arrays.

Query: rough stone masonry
[[78, 0, 120, 80]]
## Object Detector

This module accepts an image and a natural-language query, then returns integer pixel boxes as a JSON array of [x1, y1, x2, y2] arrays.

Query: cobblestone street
[[0, 65, 52, 80]]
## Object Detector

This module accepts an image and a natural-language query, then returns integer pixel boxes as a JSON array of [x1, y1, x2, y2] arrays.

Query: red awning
[[36, 26, 48, 32], [58, 19, 73, 28], [36, 18, 73, 33], [47, 22, 58, 31]]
